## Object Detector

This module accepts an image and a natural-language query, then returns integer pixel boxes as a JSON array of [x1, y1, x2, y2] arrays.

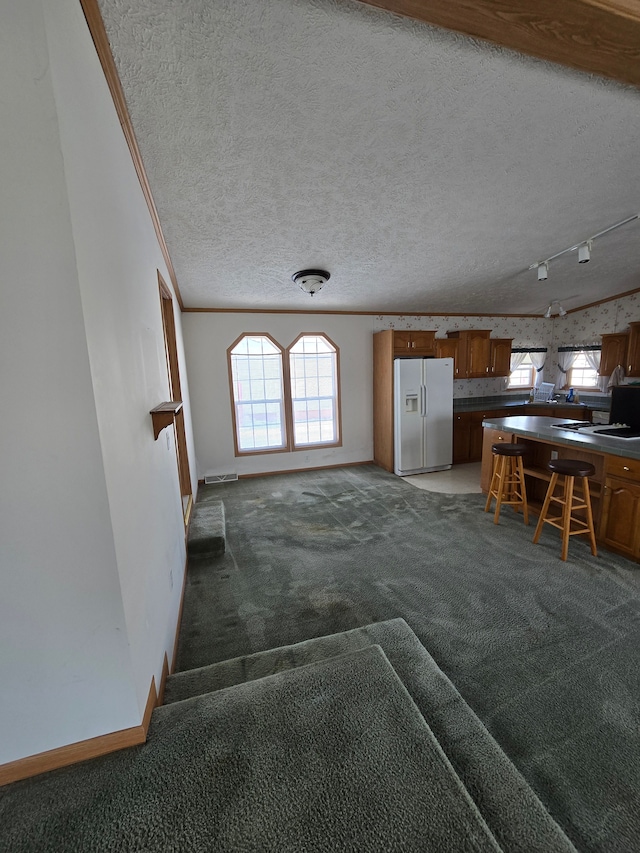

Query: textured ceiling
[[97, 0, 640, 314]]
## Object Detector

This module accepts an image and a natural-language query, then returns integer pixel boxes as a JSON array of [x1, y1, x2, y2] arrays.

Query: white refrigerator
[[394, 358, 453, 476]]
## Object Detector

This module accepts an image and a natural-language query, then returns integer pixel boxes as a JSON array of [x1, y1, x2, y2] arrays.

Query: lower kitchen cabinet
[[600, 457, 640, 559]]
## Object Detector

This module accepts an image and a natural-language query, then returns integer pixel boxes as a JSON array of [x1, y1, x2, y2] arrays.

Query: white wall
[[183, 313, 374, 478], [44, 0, 196, 716], [0, 0, 139, 764], [0, 0, 196, 765]]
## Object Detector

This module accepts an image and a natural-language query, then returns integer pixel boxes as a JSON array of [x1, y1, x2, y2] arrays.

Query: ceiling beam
[[357, 0, 640, 88]]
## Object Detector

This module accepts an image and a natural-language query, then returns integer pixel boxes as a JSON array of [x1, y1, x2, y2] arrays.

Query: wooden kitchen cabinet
[[452, 408, 517, 464], [600, 456, 640, 559], [599, 332, 629, 376], [626, 322, 640, 377], [373, 329, 437, 472], [392, 330, 436, 356], [490, 339, 513, 377], [446, 330, 491, 378], [453, 412, 472, 464], [435, 337, 459, 373]]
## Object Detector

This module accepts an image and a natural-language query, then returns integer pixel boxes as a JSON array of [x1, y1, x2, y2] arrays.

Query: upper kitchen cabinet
[[489, 338, 513, 377], [627, 322, 640, 377], [599, 332, 629, 376], [435, 336, 459, 366], [446, 330, 491, 378], [392, 330, 436, 356]]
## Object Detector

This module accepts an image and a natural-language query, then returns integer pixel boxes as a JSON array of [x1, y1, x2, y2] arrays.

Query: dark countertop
[[482, 415, 640, 461], [454, 399, 607, 414]]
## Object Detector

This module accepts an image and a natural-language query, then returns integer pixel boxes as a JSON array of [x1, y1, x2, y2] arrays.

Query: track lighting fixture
[[529, 212, 638, 280], [544, 301, 567, 318], [291, 269, 330, 296], [578, 240, 591, 263]]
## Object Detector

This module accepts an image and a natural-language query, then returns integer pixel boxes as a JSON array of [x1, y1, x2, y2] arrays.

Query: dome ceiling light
[[292, 269, 330, 296]]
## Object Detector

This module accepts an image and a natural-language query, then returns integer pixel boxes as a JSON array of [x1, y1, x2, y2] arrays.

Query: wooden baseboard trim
[[197, 460, 374, 485], [239, 460, 374, 479], [0, 675, 160, 787]]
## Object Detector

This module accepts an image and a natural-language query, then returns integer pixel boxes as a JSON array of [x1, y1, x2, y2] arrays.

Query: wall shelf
[[150, 401, 183, 440]]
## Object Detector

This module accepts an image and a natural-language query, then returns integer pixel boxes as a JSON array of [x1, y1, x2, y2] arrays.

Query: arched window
[[228, 334, 286, 452], [228, 332, 341, 455], [288, 334, 340, 448]]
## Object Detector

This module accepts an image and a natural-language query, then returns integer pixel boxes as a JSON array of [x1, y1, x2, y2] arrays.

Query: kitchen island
[[481, 415, 640, 562]]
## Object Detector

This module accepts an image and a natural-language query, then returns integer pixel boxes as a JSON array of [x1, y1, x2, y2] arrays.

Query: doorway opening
[[158, 272, 192, 525]]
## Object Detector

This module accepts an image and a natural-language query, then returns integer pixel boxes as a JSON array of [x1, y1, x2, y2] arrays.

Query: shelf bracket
[[150, 401, 183, 440]]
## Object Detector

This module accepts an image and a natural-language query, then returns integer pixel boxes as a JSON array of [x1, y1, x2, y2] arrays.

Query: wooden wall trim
[[237, 460, 374, 479], [357, 0, 640, 89], [184, 307, 544, 318], [78, 0, 184, 310], [0, 676, 159, 787]]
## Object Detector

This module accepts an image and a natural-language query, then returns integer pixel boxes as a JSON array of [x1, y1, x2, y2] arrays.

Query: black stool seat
[[492, 442, 528, 457], [547, 459, 596, 478]]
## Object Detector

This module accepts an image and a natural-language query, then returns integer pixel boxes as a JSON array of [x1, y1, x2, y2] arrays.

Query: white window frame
[[567, 351, 600, 390], [507, 354, 536, 389]]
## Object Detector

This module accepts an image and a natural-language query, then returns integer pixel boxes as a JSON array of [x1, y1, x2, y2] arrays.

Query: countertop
[[455, 399, 604, 414], [482, 415, 640, 461]]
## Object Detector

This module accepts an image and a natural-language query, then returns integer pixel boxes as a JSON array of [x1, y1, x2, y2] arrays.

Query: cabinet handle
[[412, 341, 416, 348], [624, 466, 631, 471]]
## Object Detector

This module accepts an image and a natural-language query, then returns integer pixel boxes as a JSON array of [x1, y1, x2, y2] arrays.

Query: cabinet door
[[627, 323, 640, 377], [470, 411, 499, 461], [490, 339, 513, 376], [466, 331, 492, 378], [436, 338, 460, 376], [393, 331, 413, 354], [599, 333, 629, 376], [411, 331, 436, 355], [601, 477, 640, 557], [452, 412, 471, 464]]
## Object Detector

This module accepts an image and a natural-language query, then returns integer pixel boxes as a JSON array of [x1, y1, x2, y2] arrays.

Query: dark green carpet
[[2, 646, 504, 852], [165, 618, 576, 853], [180, 465, 640, 853]]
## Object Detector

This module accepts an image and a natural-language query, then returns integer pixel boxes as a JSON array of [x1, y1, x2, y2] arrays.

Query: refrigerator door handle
[[421, 384, 428, 417]]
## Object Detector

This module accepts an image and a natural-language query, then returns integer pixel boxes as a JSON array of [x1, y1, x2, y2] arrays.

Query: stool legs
[[582, 475, 598, 558], [533, 473, 598, 561], [485, 453, 528, 525]]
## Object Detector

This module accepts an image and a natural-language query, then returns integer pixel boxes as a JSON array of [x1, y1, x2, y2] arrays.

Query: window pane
[[569, 353, 599, 388], [230, 336, 286, 451], [289, 335, 338, 447], [508, 355, 534, 389]]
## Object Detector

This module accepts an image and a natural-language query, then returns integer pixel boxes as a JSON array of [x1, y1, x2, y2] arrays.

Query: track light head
[[537, 262, 548, 281], [544, 305, 552, 318], [578, 241, 591, 263], [558, 304, 567, 316]]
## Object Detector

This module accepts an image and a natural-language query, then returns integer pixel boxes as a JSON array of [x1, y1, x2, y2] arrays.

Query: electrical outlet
[[551, 450, 558, 459]]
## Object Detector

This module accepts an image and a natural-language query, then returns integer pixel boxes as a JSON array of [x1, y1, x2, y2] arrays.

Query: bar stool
[[485, 443, 529, 525], [533, 459, 598, 561]]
